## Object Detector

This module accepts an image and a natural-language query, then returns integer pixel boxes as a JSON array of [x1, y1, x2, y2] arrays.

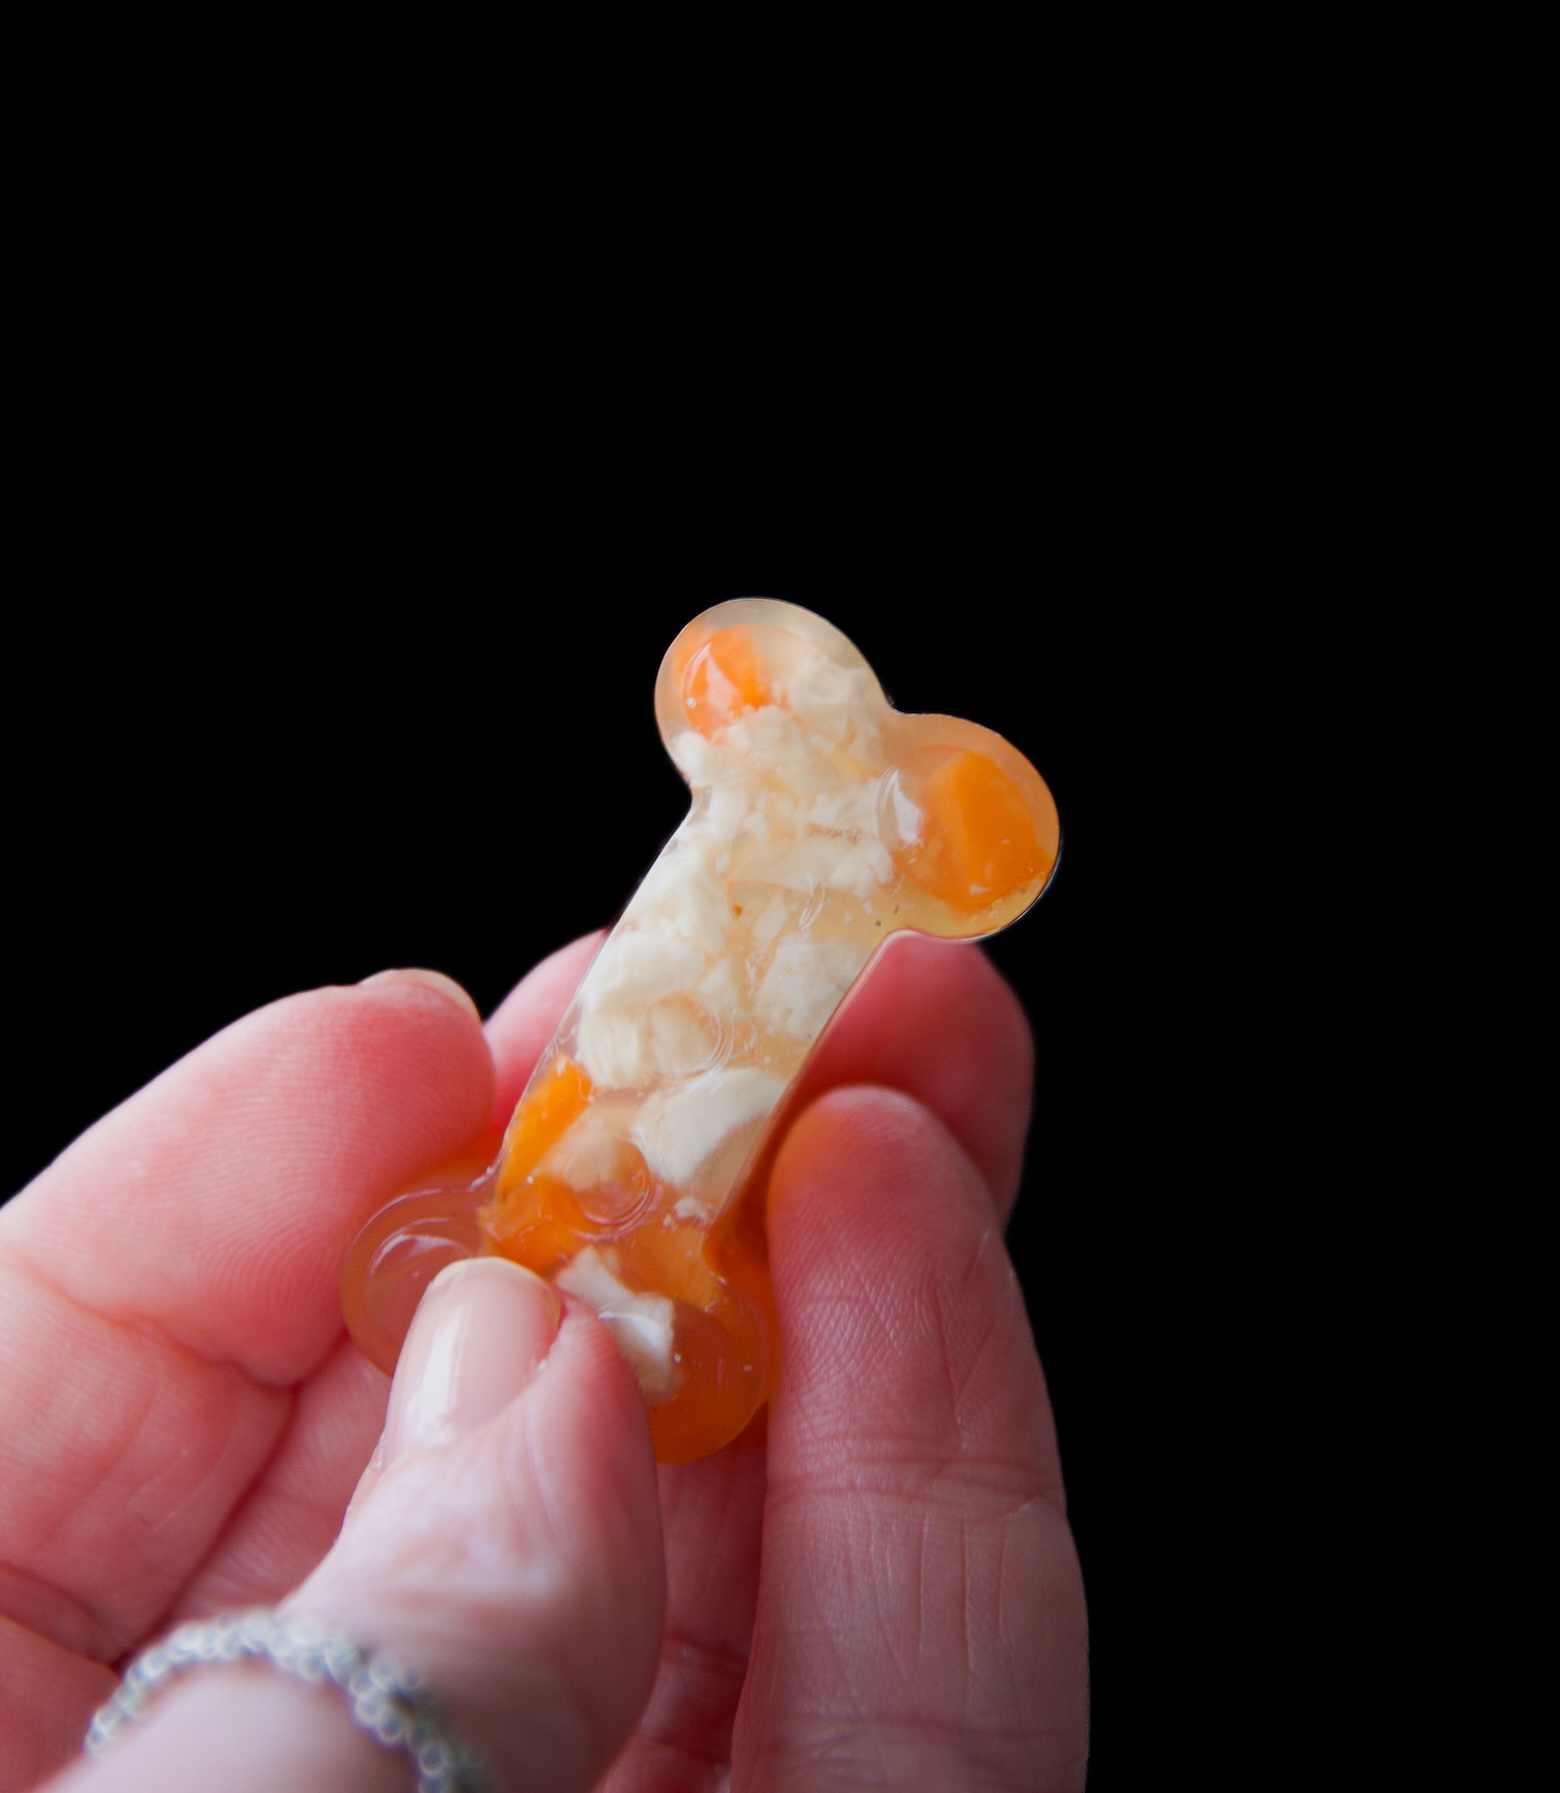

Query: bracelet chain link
[[84, 1607, 487, 1792]]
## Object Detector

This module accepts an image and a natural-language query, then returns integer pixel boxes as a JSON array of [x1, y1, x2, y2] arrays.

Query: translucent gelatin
[[342, 600, 1060, 1462]]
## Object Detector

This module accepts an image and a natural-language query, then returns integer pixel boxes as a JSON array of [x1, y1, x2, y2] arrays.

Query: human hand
[[1, 933, 1085, 1791], [558, 931, 1090, 1792], [1, 961, 661, 1793]]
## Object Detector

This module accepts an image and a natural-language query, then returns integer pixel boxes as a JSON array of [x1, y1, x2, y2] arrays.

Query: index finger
[[0, 976, 492, 1672], [3, 977, 493, 1384]]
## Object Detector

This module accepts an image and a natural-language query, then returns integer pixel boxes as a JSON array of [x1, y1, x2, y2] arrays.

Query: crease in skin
[[823, 1496, 1060, 1739], [0, 1223, 309, 1394], [853, 1509, 926, 1711], [124, 1357, 249, 1544], [5, 1308, 160, 1563], [0, 1563, 118, 1665], [753, 1699, 1061, 1766], [785, 1253, 903, 1372], [772, 1719, 1057, 1793], [766, 1445, 1063, 1513], [172, 1336, 390, 1621], [768, 1096, 1069, 1512], [165, 1421, 317, 1620], [0, 1613, 120, 1792], [773, 1319, 1054, 1499], [0, 1272, 164, 1647], [955, 1518, 976, 1707], [100, 1376, 293, 1665], [0, 1252, 291, 1662], [936, 1230, 1032, 1418], [631, 1623, 752, 1771], [658, 1625, 752, 1683]]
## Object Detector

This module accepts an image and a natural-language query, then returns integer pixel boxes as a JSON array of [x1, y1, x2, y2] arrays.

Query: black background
[[5, 100, 1548, 1788]]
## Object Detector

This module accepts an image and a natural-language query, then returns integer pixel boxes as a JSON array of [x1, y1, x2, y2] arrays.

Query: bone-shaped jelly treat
[[341, 600, 1060, 1462]]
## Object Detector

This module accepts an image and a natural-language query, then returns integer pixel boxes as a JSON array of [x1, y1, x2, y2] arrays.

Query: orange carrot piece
[[898, 749, 1047, 909], [492, 1056, 593, 1204]]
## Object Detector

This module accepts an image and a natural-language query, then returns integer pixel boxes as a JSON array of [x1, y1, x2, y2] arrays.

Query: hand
[[0, 935, 1085, 1792], [578, 933, 1089, 1792]]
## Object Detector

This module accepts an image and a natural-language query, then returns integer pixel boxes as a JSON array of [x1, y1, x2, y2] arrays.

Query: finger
[[290, 1258, 664, 1789], [4, 973, 492, 1381], [788, 933, 1035, 1220], [597, 1439, 767, 1793], [172, 1340, 390, 1619], [0, 973, 492, 1753], [736, 1088, 1089, 1792]]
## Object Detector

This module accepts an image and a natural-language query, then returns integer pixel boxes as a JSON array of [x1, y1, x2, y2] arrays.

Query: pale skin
[[0, 932, 1088, 1792]]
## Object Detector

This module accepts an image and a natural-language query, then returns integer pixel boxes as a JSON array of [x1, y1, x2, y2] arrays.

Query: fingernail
[[360, 967, 482, 1024], [383, 1258, 562, 1460]]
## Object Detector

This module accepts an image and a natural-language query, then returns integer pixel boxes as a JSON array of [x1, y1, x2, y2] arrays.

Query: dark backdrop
[[6, 132, 1547, 1788]]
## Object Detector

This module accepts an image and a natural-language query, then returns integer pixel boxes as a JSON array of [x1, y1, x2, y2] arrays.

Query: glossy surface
[[342, 601, 1059, 1461]]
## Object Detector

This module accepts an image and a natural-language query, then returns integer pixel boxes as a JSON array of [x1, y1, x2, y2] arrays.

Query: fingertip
[[383, 1258, 563, 1461], [349, 970, 496, 1120], [359, 966, 483, 1025], [803, 933, 1036, 1217], [769, 1084, 980, 1291], [534, 1291, 663, 1499]]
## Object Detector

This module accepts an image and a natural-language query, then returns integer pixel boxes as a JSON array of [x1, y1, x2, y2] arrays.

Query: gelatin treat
[[342, 600, 1060, 1462]]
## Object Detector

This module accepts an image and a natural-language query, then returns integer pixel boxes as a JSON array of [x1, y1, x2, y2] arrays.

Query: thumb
[[290, 1256, 665, 1792]]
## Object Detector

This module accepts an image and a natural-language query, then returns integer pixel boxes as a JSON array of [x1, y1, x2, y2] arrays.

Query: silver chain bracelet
[[84, 1607, 487, 1792]]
